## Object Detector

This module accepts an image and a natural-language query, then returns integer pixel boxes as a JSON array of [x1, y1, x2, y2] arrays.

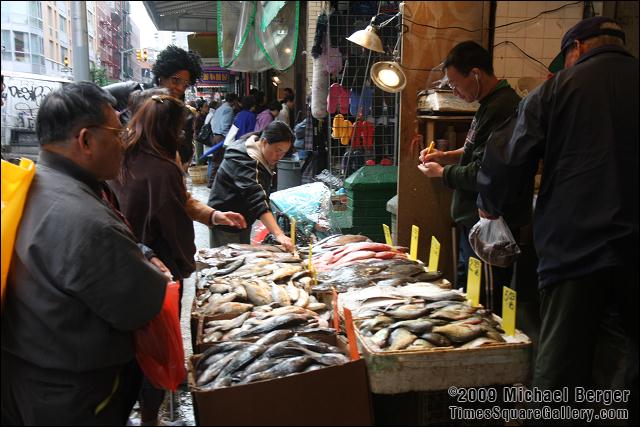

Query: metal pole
[[71, 1, 90, 81]]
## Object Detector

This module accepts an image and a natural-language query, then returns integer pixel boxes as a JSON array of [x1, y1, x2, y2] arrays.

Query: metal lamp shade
[[371, 61, 407, 93], [346, 25, 385, 53]]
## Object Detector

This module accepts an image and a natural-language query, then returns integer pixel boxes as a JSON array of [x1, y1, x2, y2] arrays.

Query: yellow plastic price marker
[[428, 236, 440, 272], [409, 225, 419, 261], [502, 287, 517, 336], [343, 308, 360, 361], [467, 257, 482, 306], [382, 224, 392, 246], [332, 287, 340, 332], [290, 217, 296, 246], [307, 243, 317, 286]]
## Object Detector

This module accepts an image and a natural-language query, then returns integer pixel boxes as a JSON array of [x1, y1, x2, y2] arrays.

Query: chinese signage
[[199, 67, 230, 86]]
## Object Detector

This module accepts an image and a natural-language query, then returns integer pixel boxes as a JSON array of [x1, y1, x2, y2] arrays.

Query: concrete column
[[71, 1, 90, 81]]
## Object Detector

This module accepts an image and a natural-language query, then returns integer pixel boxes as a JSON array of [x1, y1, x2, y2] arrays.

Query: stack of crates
[[335, 165, 397, 243]]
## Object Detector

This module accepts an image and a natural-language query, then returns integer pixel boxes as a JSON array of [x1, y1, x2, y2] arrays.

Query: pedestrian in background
[[233, 95, 257, 139], [254, 100, 283, 132]]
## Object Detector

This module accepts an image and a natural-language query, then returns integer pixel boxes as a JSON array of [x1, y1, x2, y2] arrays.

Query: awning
[[143, 1, 216, 32]]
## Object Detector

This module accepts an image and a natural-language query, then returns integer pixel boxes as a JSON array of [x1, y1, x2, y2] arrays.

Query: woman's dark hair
[[152, 45, 203, 85], [267, 100, 283, 111], [208, 100, 218, 109], [225, 93, 239, 103], [36, 81, 116, 146], [122, 95, 187, 178], [260, 120, 294, 145], [241, 95, 256, 111], [281, 94, 295, 104], [443, 41, 494, 76]]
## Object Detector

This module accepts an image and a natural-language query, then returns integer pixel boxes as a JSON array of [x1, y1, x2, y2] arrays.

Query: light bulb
[[379, 68, 400, 87]]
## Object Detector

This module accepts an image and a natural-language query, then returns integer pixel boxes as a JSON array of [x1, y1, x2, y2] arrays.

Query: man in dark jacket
[[477, 17, 638, 421], [419, 41, 522, 312], [1, 82, 168, 425]]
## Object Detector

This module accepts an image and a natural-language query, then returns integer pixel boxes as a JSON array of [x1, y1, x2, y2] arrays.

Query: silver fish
[[197, 351, 239, 386], [215, 343, 267, 380], [290, 346, 350, 366], [254, 329, 295, 346], [208, 302, 253, 317], [406, 338, 435, 350], [388, 328, 418, 351], [370, 327, 391, 348], [420, 332, 453, 347], [286, 281, 300, 302], [239, 356, 312, 384], [286, 336, 341, 354], [306, 302, 327, 312], [432, 324, 484, 344], [388, 318, 435, 335], [243, 281, 273, 306], [271, 283, 292, 306], [235, 314, 310, 338], [293, 288, 310, 307]]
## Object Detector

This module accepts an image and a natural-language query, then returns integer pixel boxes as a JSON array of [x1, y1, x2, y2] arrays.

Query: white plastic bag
[[223, 125, 239, 147], [468, 217, 520, 267]]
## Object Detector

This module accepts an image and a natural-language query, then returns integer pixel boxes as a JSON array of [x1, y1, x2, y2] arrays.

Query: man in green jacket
[[419, 41, 521, 312]]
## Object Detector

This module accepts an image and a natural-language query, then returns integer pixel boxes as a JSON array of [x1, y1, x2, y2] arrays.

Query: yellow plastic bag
[[1, 158, 36, 305]]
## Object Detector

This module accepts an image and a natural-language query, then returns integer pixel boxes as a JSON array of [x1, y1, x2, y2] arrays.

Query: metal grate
[[324, 2, 401, 179]]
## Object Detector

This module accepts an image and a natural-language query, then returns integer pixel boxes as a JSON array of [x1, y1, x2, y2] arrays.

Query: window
[[10, 2, 29, 25], [60, 46, 68, 64], [49, 39, 54, 57], [59, 15, 66, 33], [48, 6, 52, 24], [30, 34, 43, 55], [14, 31, 29, 62], [30, 1, 43, 29]]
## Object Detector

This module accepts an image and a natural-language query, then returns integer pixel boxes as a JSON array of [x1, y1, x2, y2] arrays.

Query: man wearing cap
[[476, 16, 638, 420]]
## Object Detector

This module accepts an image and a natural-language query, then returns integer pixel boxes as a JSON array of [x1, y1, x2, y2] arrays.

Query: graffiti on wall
[[4, 78, 59, 131]]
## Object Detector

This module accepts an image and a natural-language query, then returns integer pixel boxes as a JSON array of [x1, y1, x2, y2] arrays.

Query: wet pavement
[[129, 179, 211, 426]]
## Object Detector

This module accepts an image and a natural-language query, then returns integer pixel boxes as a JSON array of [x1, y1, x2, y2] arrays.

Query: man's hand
[[417, 162, 444, 178], [213, 211, 247, 229], [419, 148, 447, 165], [150, 257, 172, 279], [275, 233, 294, 252], [478, 208, 499, 220]]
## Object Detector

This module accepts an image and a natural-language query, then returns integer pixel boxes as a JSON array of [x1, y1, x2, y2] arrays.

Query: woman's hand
[[275, 233, 294, 252], [149, 257, 173, 279], [212, 211, 247, 229]]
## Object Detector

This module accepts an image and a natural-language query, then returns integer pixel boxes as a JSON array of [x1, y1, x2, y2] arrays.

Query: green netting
[[217, 1, 299, 72]]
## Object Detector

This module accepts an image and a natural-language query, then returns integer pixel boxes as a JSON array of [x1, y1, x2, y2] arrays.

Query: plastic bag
[[223, 124, 239, 147], [1, 158, 36, 306], [134, 280, 185, 391], [468, 217, 521, 267]]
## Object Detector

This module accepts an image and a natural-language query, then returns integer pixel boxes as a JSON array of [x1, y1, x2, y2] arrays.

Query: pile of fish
[[313, 257, 443, 293], [193, 244, 331, 344], [355, 290, 508, 351], [193, 331, 350, 390], [309, 241, 409, 272]]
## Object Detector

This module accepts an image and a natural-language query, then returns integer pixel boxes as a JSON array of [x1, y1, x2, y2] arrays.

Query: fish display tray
[[195, 313, 339, 354], [355, 325, 531, 394], [189, 337, 373, 426]]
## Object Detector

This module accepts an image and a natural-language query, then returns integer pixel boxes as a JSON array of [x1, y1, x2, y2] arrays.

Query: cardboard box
[[189, 337, 373, 426]]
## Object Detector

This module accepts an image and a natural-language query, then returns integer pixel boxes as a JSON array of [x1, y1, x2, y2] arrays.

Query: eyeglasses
[[86, 125, 128, 141], [168, 75, 191, 87]]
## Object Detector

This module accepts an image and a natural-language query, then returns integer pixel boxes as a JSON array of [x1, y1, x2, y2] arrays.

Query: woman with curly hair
[[152, 45, 203, 170]]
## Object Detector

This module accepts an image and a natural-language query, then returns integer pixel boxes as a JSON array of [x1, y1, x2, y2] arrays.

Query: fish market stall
[[188, 241, 373, 425]]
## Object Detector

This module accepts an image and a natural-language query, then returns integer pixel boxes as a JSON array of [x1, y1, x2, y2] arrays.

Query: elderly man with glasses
[[1, 81, 168, 425]]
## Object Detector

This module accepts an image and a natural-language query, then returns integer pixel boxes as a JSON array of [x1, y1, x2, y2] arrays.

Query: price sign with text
[[502, 287, 517, 336], [409, 225, 419, 261], [382, 224, 392, 246], [467, 257, 481, 306], [427, 236, 440, 272]]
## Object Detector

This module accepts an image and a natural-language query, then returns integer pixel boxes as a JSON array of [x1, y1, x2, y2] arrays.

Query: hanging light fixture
[[346, 18, 384, 53], [371, 61, 406, 93], [347, 9, 407, 93]]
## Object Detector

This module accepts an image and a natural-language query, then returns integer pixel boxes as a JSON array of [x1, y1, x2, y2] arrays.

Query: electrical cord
[[400, 1, 582, 33], [493, 41, 550, 70]]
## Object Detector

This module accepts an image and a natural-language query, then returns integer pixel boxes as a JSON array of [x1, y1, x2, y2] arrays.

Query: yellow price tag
[[502, 287, 517, 336], [409, 225, 419, 261], [290, 217, 296, 246], [382, 224, 392, 246], [428, 236, 440, 272], [308, 243, 317, 285], [466, 257, 481, 306]]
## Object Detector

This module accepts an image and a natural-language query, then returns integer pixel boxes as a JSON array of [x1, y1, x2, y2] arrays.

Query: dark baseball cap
[[548, 16, 626, 73]]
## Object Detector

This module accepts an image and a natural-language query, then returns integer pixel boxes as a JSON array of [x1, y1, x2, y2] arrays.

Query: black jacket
[[477, 45, 639, 289], [207, 138, 274, 232]]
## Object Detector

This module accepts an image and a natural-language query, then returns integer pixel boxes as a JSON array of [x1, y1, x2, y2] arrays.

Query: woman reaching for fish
[[207, 120, 296, 251]]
